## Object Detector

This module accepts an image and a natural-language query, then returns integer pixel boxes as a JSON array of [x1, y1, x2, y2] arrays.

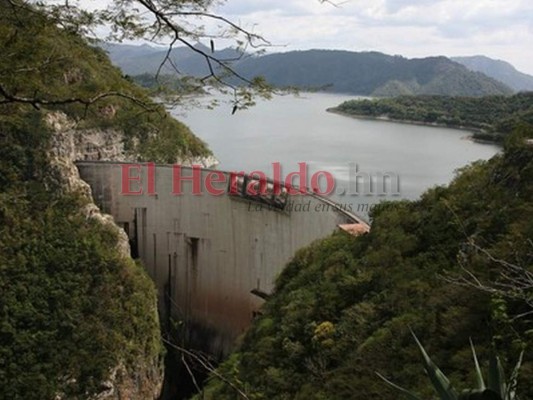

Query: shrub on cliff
[[199, 128, 533, 399], [0, 1, 218, 397]]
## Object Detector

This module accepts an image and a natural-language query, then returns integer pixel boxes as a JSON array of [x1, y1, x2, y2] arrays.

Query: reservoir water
[[173, 92, 500, 218]]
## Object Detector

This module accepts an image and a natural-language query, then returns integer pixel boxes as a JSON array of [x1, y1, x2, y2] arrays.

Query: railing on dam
[[76, 161, 369, 355]]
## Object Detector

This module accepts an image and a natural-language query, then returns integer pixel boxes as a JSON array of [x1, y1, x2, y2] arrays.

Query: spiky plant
[[376, 331, 524, 400]]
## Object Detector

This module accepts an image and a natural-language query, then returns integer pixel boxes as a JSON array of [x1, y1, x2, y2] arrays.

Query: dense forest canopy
[[199, 128, 533, 399], [0, 117, 163, 398], [333, 92, 533, 142]]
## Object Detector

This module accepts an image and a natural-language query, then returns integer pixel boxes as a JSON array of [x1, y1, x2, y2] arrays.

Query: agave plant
[[376, 331, 524, 400]]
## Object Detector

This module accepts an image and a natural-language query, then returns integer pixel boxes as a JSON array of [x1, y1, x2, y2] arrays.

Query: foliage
[[199, 129, 533, 399], [334, 92, 533, 142], [0, 0, 211, 163], [378, 333, 524, 400], [0, 113, 163, 399], [0, 3, 191, 398], [27, 0, 272, 109]]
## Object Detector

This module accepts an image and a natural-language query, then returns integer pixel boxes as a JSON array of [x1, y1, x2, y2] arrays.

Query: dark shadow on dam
[[159, 319, 225, 400]]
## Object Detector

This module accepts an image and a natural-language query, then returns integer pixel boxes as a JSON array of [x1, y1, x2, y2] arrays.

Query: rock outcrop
[[46, 111, 164, 399]]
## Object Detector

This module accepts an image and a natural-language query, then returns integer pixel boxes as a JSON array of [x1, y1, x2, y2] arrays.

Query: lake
[[172, 92, 500, 218]]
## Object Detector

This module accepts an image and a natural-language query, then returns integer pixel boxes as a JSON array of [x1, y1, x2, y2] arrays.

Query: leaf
[[487, 354, 506, 398], [411, 329, 459, 400], [470, 338, 486, 390], [376, 372, 424, 400]]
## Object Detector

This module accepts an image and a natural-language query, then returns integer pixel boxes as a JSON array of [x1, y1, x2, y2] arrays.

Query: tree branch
[[443, 239, 533, 316], [0, 84, 156, 113], [164, 10, 270, 48], [134, 0, 259, 89], [162, 337, 251, 400]]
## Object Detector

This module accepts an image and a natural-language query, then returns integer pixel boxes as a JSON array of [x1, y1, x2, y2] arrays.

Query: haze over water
[[173, 92, 500, 216]]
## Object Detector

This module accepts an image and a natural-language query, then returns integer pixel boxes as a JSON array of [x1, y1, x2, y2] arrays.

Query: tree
[[3, 0, 347, 111], [446, 239, 533, 320], [2, 0, 274, 111]]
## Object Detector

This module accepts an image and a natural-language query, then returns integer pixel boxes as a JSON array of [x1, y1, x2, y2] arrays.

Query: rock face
[[94, 363, 163, 400], [46, 112, 126, 162], [46, 112, 132, 258], [45, 110, 219, 399], [45, 111, 163, 399], [181, 154, 219, 169], [45, 111, 218, 258]]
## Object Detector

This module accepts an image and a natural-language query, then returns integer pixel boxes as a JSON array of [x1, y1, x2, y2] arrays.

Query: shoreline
[[326, 107, 502, 145]]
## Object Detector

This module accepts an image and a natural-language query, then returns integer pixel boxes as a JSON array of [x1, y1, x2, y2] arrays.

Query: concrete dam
[[77, 161, 369, 354]]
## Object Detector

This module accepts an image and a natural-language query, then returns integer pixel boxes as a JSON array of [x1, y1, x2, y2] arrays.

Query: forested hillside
[[0, 1, 210, 397], [200, 130, 533, 399], [103, 42, 243, 79], [453, 56, 533, 92], [104, 44, 513, 97], [332, 92, 533, 142], [232, 50, 512, 97]]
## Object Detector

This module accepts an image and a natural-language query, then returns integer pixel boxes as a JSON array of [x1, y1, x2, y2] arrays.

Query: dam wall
[[77, 161, 367, 354]]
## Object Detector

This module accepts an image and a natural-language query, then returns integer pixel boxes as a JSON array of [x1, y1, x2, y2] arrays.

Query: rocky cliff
[[44, 109, 220, 399], [0, 2, 216, 398]]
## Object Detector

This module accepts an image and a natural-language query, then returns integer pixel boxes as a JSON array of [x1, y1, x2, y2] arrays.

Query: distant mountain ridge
[[232, 50, 511, 97], [101, 42, 243, 78], [102, 43, 513, 97], [452, 55, 533, 92]]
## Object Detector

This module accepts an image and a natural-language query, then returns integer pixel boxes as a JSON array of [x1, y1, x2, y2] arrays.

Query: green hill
[[232, 50, 512, 96], [453, 56, 533, 92], [331, 92, 533, 142], [200, 129, 533, 400], [102, 42, 244, 78], [104, 44, 513, 97]]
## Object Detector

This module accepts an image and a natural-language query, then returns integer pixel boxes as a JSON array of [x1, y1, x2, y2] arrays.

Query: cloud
[[217, 0, 319, 17], [384, 0, 438, 13], [213, 0, 533, 74]]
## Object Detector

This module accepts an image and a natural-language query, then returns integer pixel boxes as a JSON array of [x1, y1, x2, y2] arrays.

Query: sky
[[210, 0, 533, 75]]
